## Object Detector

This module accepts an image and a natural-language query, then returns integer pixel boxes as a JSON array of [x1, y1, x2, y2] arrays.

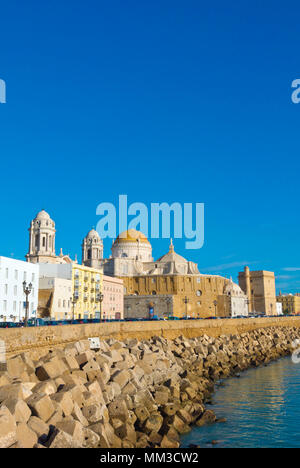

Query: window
[[14, 285, 17, 296], [14, 270, 18, 280], [13, 301, 16, 312], [5, 269, 8, 279], [3, 301, 7, 312], [197, 278, 201, 283], [196, 290, 202, 297], [4, 285, 8, 295], [32, 273, 35, 282]]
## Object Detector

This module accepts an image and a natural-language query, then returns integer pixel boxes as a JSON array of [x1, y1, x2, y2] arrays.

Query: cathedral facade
[[103, 229, 248, 318]]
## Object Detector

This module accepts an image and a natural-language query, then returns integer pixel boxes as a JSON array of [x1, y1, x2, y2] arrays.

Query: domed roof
[[114, 229, 150, 245], [157, 239, 188, 264], [86, 229, 100, 240], [35, 210, 51, 220], [157, 250, 188, 264], [224, 280, 244, 296]]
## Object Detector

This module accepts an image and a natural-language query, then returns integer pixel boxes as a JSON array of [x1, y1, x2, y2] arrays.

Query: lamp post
[[71, 293, 78, 321], [213, 300, 218, 317], [99, 293, 104, 322], [183, 296, 189, 318], [23, 281, 32, 328]]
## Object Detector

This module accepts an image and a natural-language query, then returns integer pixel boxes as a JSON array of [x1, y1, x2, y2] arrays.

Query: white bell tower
[[82, 229, 103, 269], [26, 210, 56, 264]]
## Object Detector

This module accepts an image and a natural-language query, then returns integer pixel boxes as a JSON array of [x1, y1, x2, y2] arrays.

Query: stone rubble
[[0, 326, 298, 448]]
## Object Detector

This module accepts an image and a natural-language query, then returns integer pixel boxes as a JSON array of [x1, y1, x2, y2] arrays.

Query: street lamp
[[213, 300, 218, 317], [99, 293, 104, 322], [71, 293, 78, 321], [23, 281, 32, 327], [183, 296, 189, 318]]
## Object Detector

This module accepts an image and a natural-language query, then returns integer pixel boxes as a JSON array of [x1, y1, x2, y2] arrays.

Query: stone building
[[26, 210, 72, 264], [104, 230, 243, 318], [124, 295, 173, 320], [276, 293, 300, 315], [238, 266, 277, 316]]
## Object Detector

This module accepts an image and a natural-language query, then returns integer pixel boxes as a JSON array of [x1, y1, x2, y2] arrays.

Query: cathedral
[[26, 211, 248, 319], [102, 229, 248, 318]]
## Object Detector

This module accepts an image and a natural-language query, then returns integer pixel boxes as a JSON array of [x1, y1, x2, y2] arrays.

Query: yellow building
[[38, 263, 103, 320], [72, 264, 103, 320], [276, 294, 300, 315]]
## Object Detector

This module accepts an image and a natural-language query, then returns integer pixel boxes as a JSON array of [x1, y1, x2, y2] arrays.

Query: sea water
[[181, 357, 300, 448]]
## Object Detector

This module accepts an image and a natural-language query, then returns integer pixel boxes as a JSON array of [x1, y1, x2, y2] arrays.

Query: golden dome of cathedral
[[114, 229, 150, 245]]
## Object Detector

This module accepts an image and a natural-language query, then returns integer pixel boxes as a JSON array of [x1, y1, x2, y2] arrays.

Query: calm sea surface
[[181, 357, 300, 448]]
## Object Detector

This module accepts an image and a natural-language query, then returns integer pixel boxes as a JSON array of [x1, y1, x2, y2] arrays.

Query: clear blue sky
[[1, 0, 300, 292]]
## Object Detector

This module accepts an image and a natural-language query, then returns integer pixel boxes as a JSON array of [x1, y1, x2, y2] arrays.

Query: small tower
[[82, 229, 103, 269], [26, 210, 56, 264]]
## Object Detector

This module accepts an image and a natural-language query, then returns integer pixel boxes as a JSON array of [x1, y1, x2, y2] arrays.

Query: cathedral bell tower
[[26, 210, 56, 264], [82, 229, 103, 269]]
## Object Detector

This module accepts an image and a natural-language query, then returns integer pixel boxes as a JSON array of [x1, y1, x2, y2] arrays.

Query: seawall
[[1, 316, 300, 359], [0, 325, 298, 447]]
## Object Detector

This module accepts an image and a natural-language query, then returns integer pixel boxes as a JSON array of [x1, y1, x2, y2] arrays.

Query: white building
[[0, 257, 39, 322], [276, 302, 283, 316], [224, 280, 249, 317]]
